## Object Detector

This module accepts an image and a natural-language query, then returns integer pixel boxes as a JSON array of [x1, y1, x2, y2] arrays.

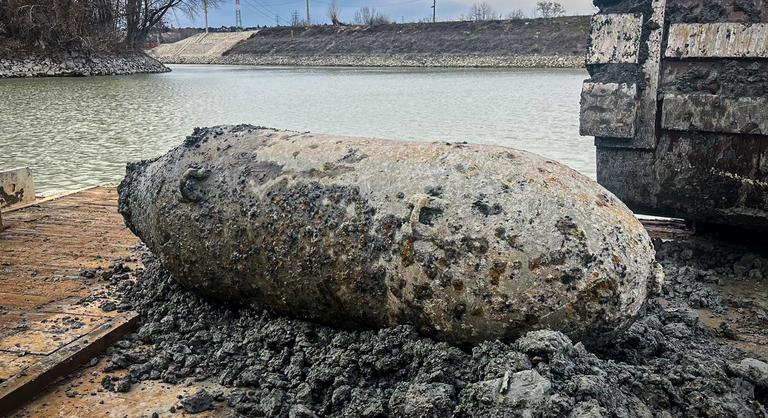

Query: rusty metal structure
[[118, 126, 661, 345], [581, 0, 768, 230]]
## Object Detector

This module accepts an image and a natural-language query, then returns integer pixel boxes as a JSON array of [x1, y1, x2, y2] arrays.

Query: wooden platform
[[0, 186, 699, 416], [0, 187, 140, 415]]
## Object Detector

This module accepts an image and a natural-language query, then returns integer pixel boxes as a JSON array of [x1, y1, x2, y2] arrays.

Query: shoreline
[[155, 53, 585, 69], [0, 52, 169, 78]]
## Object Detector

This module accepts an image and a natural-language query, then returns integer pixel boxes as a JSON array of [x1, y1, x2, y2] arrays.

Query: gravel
[[95, 238, 768, 417]]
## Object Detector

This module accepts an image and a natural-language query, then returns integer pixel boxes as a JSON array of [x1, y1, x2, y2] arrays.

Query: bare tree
[[0, 0, 216, 50], [124, 0, 219, 48], [353, 7, 389, 25], [535, 1, 566, 18], [0, 0, 121, 50], [328, 1, 344, 26], [462, 2, 499, 22], [507, 9, 527, 20], [291, 9, 302, 27]]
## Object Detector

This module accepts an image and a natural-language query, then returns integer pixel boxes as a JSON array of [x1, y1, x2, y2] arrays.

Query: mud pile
[[97, 237, 767, 417]]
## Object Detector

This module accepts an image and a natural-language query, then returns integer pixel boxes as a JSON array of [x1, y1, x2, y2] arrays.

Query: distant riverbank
[[150, 16, 589, 69], [0, 51, 168, 78], [169, 54, 584, 68]]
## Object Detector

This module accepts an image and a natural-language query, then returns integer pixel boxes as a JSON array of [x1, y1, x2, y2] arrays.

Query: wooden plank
[[0, 168, 36, 209], [0, 313, 139, 416], [0, 186, 141, 412], [639, 217, 693, 240]]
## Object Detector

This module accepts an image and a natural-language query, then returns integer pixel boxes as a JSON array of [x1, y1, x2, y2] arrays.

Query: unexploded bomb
[[119, 125, 662, 344]]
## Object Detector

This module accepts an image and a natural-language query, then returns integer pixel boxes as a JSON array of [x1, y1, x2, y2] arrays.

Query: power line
[[241, 0, 283, 25], [314, 0, 423, 8]]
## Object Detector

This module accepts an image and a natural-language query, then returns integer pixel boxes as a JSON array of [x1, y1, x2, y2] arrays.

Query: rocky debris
[[166, 53, 586, 69], [0, 52, 168, 78], [180, 389, 215, 414], [101, 375, 132, 393], [731, 359, 768, 389], [92, 233, 768, 417], [118, 125, 661, 345]]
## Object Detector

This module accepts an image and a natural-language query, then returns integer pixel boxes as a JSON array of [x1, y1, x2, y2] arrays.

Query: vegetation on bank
[[0, 0, 213, 54], [226, 16, 589, 60], [0, 0, 582, 56]]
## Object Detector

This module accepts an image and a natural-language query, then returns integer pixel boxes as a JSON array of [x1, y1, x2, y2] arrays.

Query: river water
[[0, 65, 591, 194]]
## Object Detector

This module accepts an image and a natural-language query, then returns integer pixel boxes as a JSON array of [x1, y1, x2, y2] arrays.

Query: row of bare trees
[[461, 2, 566, 22], [0, 0, 211, 51], [319, 1, 567, 27]]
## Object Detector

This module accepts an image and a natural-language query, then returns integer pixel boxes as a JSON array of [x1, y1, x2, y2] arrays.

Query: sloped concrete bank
[[0, 52, 168, 78]]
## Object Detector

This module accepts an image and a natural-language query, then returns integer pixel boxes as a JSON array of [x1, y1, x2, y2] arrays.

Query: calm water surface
[[0, 65, 591, 194]]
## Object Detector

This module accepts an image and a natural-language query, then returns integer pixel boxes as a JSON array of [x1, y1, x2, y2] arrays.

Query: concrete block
[[0, 167, 36, 208], [580, 82, 638, 138], [666, 23, 768, 59], [587, 14, 644, 64], [662, 94, 768, 135]]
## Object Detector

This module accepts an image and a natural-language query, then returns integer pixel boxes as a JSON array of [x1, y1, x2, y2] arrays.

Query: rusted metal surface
[[119, 126, 662, 346], [0, 168, 36, 208], [0, 187, 141, 414], [583, 0, 768, 230]]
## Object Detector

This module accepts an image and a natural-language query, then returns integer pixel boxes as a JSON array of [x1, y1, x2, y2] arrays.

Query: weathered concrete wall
[[666, 23, 768, 58], [580, 82, 638, 138], [0, 167, 35, 208], [581, 0, 768, 230], [118, 125, 662, 345]]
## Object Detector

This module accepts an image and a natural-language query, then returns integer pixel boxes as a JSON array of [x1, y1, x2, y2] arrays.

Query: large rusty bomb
[[118, 125, 662, 344]]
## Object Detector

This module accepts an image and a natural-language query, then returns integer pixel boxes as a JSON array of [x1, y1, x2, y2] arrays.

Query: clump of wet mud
[[98, 238, 768, 417]]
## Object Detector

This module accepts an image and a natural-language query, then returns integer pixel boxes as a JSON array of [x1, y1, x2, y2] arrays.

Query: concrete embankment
[[0, 51, 168, 78], [148, 31, 257, 64], [150, 16, 589, 68]]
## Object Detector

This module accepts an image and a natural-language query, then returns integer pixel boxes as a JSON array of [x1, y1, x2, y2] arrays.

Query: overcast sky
[[170, 0, 597, 28]]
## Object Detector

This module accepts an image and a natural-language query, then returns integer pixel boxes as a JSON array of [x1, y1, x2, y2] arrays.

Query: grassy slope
[[227, 16, 590, 57]]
